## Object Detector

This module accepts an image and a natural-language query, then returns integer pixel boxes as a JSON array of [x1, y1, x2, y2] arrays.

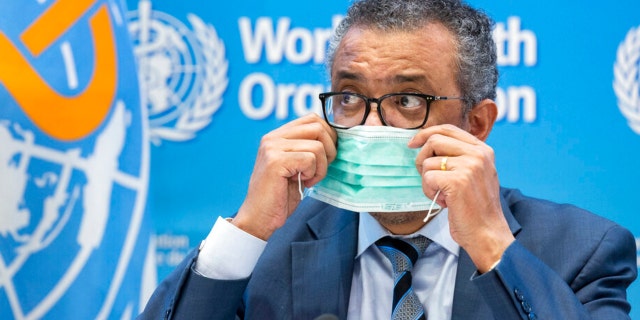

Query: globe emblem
[[0, 1, 149, 318], [127, 1, 228, 145], [0, 102, 149, 319]]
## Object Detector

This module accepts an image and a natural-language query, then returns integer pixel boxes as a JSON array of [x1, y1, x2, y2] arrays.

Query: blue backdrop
[[125, 0, 640, 317], [1, 0, 639, 318], [0, 0, 152, 318]]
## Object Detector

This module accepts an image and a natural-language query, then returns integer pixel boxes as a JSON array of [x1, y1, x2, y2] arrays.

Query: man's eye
[[398, 95, 423, 108], [342, 94, 359, 105]]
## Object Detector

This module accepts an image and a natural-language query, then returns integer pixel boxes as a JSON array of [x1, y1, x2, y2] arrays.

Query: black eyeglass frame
[[318, 91, 466, 129]]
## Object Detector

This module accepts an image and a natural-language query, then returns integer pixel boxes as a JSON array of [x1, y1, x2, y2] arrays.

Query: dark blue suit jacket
[[140, 188, 637, 319]]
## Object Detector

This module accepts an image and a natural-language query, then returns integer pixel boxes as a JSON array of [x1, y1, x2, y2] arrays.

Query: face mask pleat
[[310, 183, 432, 212], [335, 127, 419, 166], [330, 159, 419, 176], [309, 126, 441, 213], [336, 139, 418, 166], [325, 165, 422, 187]]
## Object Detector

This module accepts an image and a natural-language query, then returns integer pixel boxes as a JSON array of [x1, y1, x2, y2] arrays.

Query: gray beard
[[369, 210, 428, 225]]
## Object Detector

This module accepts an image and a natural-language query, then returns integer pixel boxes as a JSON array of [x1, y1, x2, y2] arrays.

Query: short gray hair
[[327, 0, 497, 110]]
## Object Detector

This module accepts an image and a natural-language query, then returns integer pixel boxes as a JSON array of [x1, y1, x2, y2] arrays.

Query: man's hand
[[410, 124, 515, 273], [233, 114, 337, 241]]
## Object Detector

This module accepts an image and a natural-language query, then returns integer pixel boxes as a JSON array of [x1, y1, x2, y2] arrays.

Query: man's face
[[330, 22, 467, 129]]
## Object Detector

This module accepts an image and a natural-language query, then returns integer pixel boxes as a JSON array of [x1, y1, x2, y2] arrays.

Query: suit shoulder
[[500, 187, 619, 230]]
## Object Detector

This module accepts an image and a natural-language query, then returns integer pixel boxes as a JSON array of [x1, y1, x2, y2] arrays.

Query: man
[[140, 0, 637, 319]]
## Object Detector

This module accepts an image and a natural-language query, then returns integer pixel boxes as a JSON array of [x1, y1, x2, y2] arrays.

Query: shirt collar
[[357, 209, 460, 258]]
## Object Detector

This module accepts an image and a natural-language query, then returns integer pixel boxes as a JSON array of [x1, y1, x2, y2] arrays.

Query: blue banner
[[123, 0, 640, 316], [0, 0, 152, 318], [2, 0, 640, 318]]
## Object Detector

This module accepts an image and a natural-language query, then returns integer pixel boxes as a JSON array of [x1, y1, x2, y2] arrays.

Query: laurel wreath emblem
[[149, 14, 229, 144], [613, 25, 640, 135]]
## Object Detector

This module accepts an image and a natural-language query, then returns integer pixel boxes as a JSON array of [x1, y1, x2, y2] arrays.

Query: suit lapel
[[451, 191, 522, 319], [291, 206, 359, 319]]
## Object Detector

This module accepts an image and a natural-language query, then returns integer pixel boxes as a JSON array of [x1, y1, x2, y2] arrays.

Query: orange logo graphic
[[0, 0, 117, 141]]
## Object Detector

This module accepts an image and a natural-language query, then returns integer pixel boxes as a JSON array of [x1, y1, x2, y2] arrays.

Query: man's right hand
[[233, 114, 337, 241]]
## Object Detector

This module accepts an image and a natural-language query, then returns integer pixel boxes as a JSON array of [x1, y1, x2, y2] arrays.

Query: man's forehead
[[332, 23, 457, 65], [333, 70, 429, 84]]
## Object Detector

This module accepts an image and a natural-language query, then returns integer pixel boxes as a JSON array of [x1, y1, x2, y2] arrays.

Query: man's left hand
[[410, 124, 515, 273]]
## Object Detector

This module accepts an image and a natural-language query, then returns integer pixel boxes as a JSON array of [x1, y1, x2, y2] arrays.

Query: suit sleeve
[[472, 224, 637, 319], [137, 249, 249, 320]]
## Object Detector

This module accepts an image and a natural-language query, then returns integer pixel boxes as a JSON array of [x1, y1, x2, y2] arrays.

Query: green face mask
[[308, 125, 440, 213]]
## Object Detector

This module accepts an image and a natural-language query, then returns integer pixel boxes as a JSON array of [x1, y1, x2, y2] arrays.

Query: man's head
[[327, 0, 497, 112], [322, 0, 500, 234]]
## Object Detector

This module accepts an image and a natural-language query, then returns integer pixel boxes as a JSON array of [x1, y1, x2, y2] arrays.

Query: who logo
[[127, 0, 229, 145], [0, 1, 152, 319], [614, 25, 640, 135]]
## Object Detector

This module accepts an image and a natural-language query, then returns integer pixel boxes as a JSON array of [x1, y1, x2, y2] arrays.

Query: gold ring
[[440, 156, 448, 171]]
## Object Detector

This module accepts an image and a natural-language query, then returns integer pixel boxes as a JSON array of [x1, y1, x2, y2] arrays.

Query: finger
[[275, 113, 324, 130], [267, 118, 337, 163], [408, 123, 482, 149], [274, 113, 337, 144], [414, 133, 472, 172], [421, 169, 450, 207], [287, 152, 320, 187], [279, 139, 329, 186], [418, 155, 455, 174]]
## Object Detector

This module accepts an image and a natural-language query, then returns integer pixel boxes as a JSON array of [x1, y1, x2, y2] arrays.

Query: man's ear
[[468, 99, 498, 142]]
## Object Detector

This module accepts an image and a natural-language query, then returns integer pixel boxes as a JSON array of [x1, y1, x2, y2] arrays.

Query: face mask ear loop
[[423, 189, 441, 223], [298, 172, 304, 200]]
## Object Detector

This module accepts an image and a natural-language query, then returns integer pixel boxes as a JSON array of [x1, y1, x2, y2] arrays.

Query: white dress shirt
[[347, 210, 459, 320], [195, 210, 459, 319], [195, 216, 266, 279]]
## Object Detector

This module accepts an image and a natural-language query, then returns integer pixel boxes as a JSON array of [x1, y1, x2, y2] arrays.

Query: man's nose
[[363, 103, 384, 126]]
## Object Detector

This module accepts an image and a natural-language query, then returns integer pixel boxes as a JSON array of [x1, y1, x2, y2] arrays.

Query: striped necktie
[[376, 236, 431, 320]]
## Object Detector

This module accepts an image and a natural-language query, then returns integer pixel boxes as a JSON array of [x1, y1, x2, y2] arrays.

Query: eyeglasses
[[318, 92, 465, 129]]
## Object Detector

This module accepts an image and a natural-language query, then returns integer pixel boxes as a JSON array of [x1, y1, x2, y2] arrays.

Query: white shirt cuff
[[194, 216, 267, 280]]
